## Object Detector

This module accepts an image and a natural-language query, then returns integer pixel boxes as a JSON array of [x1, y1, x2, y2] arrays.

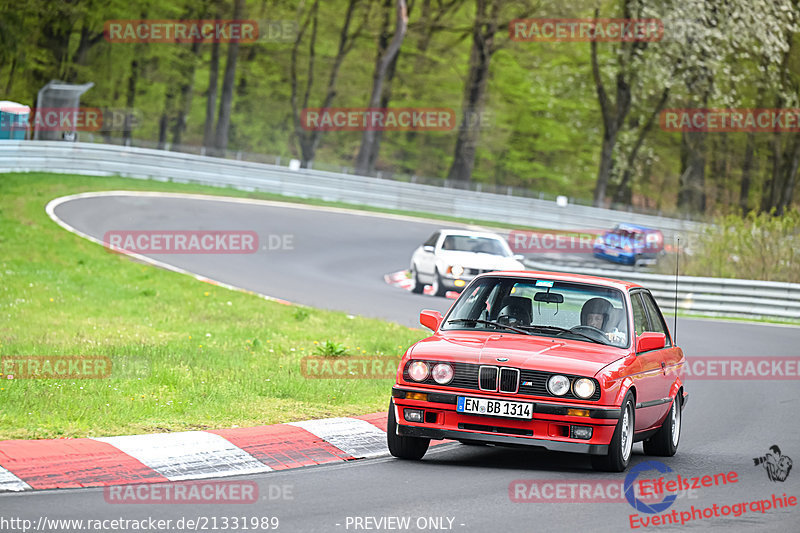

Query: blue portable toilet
[[0, 101, 30, 140]]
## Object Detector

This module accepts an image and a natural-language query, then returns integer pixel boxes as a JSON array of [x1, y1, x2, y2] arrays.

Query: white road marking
[[93, 431, 272, 481], [0, 465, 31, 492], [289, 418, 388, 459]]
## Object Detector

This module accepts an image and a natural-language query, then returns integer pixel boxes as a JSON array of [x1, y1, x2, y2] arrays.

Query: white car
[[409, 229, 526, 296]]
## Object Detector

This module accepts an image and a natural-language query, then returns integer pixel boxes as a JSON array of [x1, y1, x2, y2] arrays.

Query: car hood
[[409, 332, 628, 377], [435, 250, 523, 270]]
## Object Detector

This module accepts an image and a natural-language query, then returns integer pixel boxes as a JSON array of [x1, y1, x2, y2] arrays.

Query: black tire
[[410, 265, 424, 294], [591, 391, 635, 472], [431, 268, 446, 297], [643, 393, 681, 457], [387, 400, 430, 460]]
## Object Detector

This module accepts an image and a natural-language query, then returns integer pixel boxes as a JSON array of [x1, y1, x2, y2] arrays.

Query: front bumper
[[392, 386, 619, 456]]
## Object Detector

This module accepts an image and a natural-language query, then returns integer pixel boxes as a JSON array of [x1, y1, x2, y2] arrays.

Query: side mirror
[[423, 245, 435, 253], [420, 309, 443, 331], [636, 332, 666, 353]]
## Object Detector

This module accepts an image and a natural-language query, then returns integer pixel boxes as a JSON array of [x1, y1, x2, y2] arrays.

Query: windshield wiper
[[447, 318, 531, 336], [520, 324, 607, 345]]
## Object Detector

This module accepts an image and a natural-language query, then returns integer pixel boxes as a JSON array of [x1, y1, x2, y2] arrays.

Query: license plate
[[457, 396, 533, 419], [606, 249, 619, 257]]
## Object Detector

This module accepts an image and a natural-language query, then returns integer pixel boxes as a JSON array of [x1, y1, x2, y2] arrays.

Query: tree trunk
[[777, 134, 800, 215], [446, 0, 499, 183], [612, 88, 669, 204], [203, 42, 220, 151], [739, 131, 756, 214], [677, 128, 707, 214], [158, 89, 175, 150], [354, 0, 408, 176], [66, 24, 104, 82], [4, 57, 16, 94], [214, 0, 246, 156], [590, 44, 631, 205], [172, 41, 202, 148], [123, 55, 139, 146], [290, 0, 361, 168]]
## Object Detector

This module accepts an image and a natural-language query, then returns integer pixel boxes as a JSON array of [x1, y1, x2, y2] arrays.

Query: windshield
[[441, 235, 510, 256], [443, 277, 629, 348]]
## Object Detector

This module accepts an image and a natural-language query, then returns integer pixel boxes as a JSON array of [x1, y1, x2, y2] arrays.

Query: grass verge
[[0, 172, 428, 439]]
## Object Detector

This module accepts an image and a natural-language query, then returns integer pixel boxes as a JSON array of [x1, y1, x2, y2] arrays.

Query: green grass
[[0, 172, 428, 439]]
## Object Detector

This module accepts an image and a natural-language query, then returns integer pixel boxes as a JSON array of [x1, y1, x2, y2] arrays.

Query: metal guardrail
[[525, 259, 800, 321], [0, 141, 703, 239], [1, 140, 797, 321]]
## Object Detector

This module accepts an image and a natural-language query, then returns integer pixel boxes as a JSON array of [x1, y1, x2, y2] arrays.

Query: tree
[[289, 0, 368, 167], [214, 0, 246, 155], [354, 0, 408, 176], [446, 0, 501, 183]]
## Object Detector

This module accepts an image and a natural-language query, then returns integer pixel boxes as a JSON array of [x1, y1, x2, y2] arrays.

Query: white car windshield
[[441, 235, 510, 256], [443, 277, 629, 348]]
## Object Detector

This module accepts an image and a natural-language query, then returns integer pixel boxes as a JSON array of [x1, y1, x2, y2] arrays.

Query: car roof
[[478, 270, 643, 292], [438, 229, 505, 240], [612, 223, 659, 233]]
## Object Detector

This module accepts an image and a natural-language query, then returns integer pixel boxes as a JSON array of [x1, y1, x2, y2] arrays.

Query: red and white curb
[[383, 270, 459, 299], [0, 412, 441, 493]]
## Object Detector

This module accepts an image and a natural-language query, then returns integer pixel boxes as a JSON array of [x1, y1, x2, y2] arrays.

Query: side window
[[423, 232, 439, 248], [641, 292, 672, 346], [630, 292, 648, 336]]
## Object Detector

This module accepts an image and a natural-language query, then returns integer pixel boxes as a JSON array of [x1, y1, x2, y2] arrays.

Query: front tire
[[410, 265, 424, 294], [431, 268, 446, 297], [387, 400, 430, 460], [591, 391, 635, 472], [643, 393, 681, 456]]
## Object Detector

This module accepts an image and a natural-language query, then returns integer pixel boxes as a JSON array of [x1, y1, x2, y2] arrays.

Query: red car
[[388, 270, 687, 472]]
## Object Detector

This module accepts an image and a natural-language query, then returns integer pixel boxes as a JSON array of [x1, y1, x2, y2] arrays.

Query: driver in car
[[580, 297, 626, 344]]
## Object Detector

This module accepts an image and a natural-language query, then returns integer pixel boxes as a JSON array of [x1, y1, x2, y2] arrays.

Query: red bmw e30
[[388, 270, 687, 472]]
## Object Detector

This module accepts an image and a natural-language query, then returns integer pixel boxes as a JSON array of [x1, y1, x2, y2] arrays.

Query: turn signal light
[[406, 392, 428, 401], [567, 408, 590, 417]]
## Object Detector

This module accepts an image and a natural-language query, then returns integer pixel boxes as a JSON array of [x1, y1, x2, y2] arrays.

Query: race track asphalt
[[2, 192, 798, 533]]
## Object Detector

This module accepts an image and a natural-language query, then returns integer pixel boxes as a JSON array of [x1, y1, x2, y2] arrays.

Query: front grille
[[499, 367, 519, 393], [479, 366, 498, 391], [405, 361, 601, 401]]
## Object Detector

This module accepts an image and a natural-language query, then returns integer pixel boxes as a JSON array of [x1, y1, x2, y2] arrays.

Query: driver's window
[[641, 292, 672, 347], [630, 293, 648, 336]]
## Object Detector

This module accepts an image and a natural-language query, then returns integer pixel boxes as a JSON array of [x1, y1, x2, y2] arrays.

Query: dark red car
[[388, 271, 687, 472]]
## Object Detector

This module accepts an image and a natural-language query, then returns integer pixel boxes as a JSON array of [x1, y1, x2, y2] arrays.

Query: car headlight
[[450, 265, 464, 277], [431, 363, 454, 384], [573, 378, 596, 399], [547, 375, 570, 396], [408, 361, 430, 382]]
